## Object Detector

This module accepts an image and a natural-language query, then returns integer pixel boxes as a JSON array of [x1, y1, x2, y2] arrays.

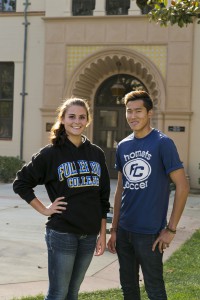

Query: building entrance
[[93, 74, 147, 178]]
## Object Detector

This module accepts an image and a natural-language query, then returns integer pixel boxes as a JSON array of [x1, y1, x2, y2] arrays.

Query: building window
[[136, 0, 152, 14], [96, 74, 147, 106], [72, 0, 95, 16], [0, 62, 14, 139], [106, 0, 130, 15], [0, 0, 16, 12]]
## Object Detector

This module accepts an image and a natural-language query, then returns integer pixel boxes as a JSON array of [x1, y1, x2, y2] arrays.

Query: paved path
[[0, 181, 200, 299]]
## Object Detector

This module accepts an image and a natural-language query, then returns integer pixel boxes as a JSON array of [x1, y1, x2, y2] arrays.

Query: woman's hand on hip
[[44, 197, 68, 216]]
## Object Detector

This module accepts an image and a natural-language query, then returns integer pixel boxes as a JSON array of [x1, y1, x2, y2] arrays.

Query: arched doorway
[[65, 49, 166, 177], [93, 74, 147, 178]]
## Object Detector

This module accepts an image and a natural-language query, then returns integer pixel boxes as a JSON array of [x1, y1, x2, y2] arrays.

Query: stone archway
[[65, 47, 166, 115], [64, 48, 166, 177], [64, 47, 166, 146]]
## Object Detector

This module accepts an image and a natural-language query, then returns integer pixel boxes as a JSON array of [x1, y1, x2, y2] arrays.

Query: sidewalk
[[0, 181, 200, 300]]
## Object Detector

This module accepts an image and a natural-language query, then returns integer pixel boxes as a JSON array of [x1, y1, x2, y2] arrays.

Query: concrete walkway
[[0, 181, 200, 300]]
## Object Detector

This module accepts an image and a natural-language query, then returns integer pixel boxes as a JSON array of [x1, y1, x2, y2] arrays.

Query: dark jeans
[[116, 227, 167, 300], [44, 228, 97, 300]]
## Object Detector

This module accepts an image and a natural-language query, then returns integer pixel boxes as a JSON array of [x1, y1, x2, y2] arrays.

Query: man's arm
[[107, 171, 123, 254], [167, 168, 190, 230], [152, 168, 190, 253]]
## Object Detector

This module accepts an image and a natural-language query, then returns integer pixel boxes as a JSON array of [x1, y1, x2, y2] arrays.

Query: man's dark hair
[[124, 90, 153, 112]]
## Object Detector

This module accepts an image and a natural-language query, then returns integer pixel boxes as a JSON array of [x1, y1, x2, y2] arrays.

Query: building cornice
[[0, 11, 45, 17]]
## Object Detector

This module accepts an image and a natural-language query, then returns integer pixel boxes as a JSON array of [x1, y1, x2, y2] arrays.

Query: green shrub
[[0, 156, 25, 183]]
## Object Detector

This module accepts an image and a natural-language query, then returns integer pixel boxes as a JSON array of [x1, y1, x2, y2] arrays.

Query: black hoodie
[[13, 136, 110, 235]]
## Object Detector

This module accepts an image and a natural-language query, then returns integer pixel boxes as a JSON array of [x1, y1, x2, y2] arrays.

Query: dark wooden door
[[93, 106, 132, 178], [93, 73, 146, 178]]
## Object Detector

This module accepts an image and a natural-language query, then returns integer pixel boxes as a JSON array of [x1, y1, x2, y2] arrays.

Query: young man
[[107, 91, 189, 300]]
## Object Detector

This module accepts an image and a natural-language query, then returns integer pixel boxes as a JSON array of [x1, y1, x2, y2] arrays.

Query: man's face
[[126, 100, 152, 137]]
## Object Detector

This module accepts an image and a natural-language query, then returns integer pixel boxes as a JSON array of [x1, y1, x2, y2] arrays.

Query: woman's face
[[61, 105, 88, 138]]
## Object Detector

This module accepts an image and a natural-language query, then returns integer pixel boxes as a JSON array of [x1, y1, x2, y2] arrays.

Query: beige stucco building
[[0, 0, 199, 189]]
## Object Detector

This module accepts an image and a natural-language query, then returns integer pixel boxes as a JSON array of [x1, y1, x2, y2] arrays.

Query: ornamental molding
[[65, 47, 166, 112]]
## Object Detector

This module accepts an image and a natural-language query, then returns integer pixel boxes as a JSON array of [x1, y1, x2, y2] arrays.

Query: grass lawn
[[12, 229, 200, 300]]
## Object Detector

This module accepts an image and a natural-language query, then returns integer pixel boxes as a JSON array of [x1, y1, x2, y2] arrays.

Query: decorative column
[[64, 0, 72, 16], [93, 0, 106, 16], [128, 0, 141, 15]]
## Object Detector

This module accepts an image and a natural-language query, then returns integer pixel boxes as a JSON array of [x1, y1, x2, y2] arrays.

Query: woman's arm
[[94, 218, 107, 256], [29, 197, 67, 216]]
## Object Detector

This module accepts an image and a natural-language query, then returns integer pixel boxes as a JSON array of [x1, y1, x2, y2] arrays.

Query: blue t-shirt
[[116, 129, 183, 234]]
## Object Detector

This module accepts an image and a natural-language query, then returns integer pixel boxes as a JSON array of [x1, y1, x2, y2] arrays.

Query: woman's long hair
[[50, 98, 91, 146]]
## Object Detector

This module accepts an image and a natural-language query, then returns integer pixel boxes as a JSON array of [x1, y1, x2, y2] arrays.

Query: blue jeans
[[44, 228, 97, 300], [116, 227, 167, 300]]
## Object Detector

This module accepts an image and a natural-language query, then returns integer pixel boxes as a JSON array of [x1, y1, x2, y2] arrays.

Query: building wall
[[0, 0, 199, 189], [16, 0, 45, 12], [0, 2, 45, 160], [42, 16, 193, 173], [0, 15, 24, 156], [20, 16, 45, 160], [189, 23, 200, 189]]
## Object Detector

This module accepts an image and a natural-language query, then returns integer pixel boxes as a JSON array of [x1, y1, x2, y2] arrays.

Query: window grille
[[72, 0, 95, 16], [0, 62, 14, 139], [0, 0, 16, 12]]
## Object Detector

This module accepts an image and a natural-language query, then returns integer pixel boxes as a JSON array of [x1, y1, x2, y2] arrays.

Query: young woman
[[13, 98, 110, 300]]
